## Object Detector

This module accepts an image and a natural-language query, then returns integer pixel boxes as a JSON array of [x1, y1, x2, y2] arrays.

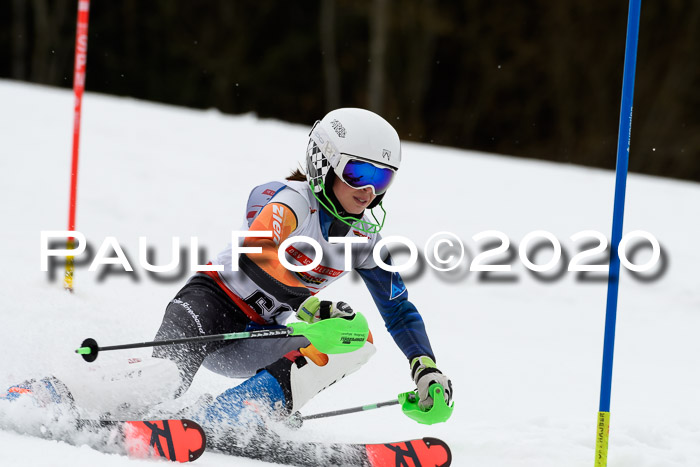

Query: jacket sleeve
[[356, 258, 435, 361]]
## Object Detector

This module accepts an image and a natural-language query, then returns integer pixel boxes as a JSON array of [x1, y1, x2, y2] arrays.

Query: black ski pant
[[152, 274, 308, 396]]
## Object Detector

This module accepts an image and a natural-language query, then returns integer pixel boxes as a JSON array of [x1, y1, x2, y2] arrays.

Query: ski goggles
[[336, 154, 396, 195]]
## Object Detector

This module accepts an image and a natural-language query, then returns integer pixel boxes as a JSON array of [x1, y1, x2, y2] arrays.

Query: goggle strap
[[309, 125, 342, 167]]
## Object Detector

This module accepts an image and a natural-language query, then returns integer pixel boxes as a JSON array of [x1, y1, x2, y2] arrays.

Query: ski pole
[[75, 312, 369, 362], [302, 398, 404, 421], [300, 384, 453, 425]]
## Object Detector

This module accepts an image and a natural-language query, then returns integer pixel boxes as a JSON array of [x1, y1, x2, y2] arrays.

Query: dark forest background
[[1, 0, 698, 181]]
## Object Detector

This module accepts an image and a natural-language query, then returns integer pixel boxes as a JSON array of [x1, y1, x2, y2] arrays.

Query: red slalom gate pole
[[64, 0, 91, 292]]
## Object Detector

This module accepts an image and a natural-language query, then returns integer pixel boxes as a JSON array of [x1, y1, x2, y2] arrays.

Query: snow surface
[[1, 79, 699, 466]]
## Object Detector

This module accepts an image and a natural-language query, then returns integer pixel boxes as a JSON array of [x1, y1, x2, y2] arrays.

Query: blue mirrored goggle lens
[[341, 159, 395, 194]]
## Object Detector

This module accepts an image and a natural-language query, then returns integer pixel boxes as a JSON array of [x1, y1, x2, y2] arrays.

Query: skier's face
[[333, 176, 376, 214]]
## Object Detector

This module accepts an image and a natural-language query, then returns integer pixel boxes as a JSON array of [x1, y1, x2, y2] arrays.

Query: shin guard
[[265, 337, 376, 414]]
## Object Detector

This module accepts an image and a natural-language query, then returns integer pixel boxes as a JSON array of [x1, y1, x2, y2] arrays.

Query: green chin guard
[[309, 178, 386, 234]]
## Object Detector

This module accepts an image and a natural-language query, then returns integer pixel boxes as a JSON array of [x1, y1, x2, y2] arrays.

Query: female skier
[[151, 107, 453, 426], [3, 108, 452, 430]]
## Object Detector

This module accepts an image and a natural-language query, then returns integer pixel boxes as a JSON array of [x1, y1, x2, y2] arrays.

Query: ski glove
[[411, 356, 453, 410], [296, 296, 355, 323]]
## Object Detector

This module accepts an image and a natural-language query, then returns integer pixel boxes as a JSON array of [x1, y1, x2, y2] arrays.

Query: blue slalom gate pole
[[595, 1, 642, 466]]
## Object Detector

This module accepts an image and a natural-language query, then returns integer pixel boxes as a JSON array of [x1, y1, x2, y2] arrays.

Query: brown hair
[[286, 168, 306, 182]]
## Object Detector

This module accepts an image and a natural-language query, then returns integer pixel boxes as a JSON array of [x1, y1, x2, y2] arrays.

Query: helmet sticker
[[330, 119, 346, 138]]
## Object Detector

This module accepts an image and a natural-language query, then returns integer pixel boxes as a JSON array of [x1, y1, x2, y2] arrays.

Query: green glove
[[296, 297, 356, 323], [410, 355, 454, 410]]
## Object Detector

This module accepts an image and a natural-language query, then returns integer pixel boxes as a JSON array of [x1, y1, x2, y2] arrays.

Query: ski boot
[[1, 376, 75, 410]]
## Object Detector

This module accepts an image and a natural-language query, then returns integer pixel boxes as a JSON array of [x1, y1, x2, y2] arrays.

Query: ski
[[365, 438, 452, 467], [74, 418, 206, 462], [209, 430, 452, 467], [1, 378, 206, 462]]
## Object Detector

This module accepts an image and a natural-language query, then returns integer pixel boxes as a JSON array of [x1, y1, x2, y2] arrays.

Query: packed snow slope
[[1, 80, 699, 467]]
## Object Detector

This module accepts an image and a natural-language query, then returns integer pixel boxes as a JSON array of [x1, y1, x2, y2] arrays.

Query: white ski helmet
[[306, 108, 401, 213]]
